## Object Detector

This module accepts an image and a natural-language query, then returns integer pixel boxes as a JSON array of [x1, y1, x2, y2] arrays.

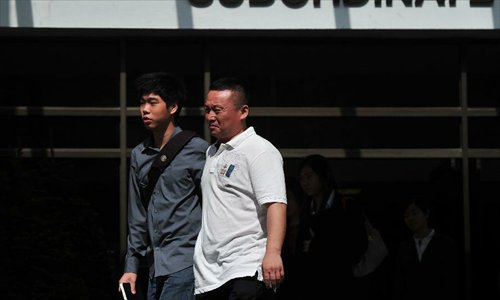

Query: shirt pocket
[[215, 152, 243, 189]]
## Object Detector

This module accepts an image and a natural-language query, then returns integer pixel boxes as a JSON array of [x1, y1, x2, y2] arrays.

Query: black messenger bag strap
[[140, 130, 197, 210]]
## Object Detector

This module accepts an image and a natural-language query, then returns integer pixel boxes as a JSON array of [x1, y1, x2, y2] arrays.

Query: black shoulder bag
[[140, 130, 197, 210]]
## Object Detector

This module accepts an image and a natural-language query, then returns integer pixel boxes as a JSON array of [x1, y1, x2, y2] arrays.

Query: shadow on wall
[[0, 0, 33, 27], [176, 0, 194, 29], [493, 0, 500, 29]]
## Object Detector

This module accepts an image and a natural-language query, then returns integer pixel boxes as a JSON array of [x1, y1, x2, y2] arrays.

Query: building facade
[[1, 1, 499, 299]]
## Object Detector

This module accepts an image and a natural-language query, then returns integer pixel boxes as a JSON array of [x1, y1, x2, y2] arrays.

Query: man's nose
[[206, 112, 216, 120], [141, 104, 150, 114]]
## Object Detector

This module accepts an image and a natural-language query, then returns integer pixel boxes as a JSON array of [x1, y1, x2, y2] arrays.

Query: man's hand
[[262, 251, 285, 292], [118, 272, 138, 294]]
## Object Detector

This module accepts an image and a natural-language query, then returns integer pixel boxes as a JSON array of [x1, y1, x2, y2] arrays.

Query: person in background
[[391, 195, 459, 300], [193, 77, 287, 300], [276, 177, 301, 300], [297, 154, 367, 298], [119, 72, 209, 300], [283, 177, 301, 263]]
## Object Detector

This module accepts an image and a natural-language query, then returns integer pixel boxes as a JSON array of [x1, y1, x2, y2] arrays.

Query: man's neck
[[414, 227, 432, 239], [223, 126, 247, 143], [153, 122, 176, 149]]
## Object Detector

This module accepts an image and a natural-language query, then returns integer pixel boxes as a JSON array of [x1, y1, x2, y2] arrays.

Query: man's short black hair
[[135, 72, 186, 115], [209, 77, 249, 107]]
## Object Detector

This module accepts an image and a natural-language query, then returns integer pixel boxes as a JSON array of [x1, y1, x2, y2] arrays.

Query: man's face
[[140, 93, 176, 132], [204, 89, 247, 143], [404, 203, 428, 233]]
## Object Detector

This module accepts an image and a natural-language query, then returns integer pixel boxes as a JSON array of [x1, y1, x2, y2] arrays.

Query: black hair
[[298, 154, 338, 194], [403, 194, 433, 221], [135, 72, 186, 117], [209, 77, 249, 107]]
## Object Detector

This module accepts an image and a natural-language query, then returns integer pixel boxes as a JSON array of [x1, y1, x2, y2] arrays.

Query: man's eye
[[204, 107, 223, 113]]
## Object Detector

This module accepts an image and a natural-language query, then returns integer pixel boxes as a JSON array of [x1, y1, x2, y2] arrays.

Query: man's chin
[[209, 129, 220, 138]]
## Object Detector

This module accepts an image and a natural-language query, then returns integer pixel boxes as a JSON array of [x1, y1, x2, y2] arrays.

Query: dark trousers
[[147, 266, 195, 300], [196, 275, 274, 300]]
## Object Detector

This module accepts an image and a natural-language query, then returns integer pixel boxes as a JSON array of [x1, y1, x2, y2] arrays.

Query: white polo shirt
[[194, 126, 287, 294]]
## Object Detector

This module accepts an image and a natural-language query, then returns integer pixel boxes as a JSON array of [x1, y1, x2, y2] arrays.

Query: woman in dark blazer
[[296, 154, 367, 298]]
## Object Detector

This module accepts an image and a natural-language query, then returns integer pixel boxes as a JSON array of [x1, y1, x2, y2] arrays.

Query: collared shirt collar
[[140, 126, 182, 153], [218, 126, 255, 150], [413, 228, 435, 261], [310, 190, 335, 215], [413, 228, 435, 243]]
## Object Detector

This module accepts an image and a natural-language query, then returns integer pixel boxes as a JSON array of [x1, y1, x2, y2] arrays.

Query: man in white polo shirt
[[194, 77, 287, 300]]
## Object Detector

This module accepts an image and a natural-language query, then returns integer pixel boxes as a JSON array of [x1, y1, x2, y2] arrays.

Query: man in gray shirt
[[119, 72, 208, 300]]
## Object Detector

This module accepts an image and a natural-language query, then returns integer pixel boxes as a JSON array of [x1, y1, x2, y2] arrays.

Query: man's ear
[[240, 104, 249, 119], [169, 103, 178, 115]]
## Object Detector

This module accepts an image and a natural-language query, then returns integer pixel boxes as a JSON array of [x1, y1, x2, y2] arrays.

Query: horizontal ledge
[[279, 148, 465, 158], [0, 148, 130, 158], [467, 108, 500, 117], [2, 106, 498, 117], [0, 106, 205, 117], [249, 107, 465, 117], [0, 106, 134, 117], [2, 148, 500, 159]]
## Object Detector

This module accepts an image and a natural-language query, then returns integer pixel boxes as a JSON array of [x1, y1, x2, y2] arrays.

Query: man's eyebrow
[[143, 96, 159, 101]]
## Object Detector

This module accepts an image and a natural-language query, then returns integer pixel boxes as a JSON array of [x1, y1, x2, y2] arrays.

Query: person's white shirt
[[414, 229, 435, 261], [193, 127, 287, 294]]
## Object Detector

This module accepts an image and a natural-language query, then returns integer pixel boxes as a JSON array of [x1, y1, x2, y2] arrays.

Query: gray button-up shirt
[[124, 127, 208, 278]]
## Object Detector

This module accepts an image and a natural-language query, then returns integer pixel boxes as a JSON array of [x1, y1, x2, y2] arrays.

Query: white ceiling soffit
[[0, 0, 499, 30]]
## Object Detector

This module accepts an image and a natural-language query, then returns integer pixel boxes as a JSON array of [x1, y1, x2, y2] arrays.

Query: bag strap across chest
[[141, 130, 197, 210]]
